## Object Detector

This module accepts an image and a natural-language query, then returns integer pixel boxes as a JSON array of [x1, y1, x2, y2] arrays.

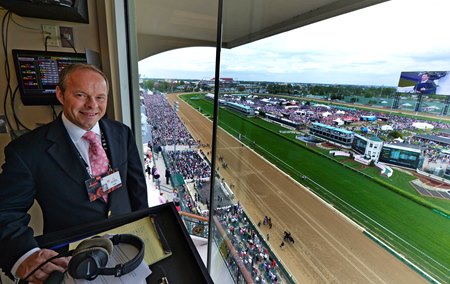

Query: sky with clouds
[[138, 0, 450, 86]]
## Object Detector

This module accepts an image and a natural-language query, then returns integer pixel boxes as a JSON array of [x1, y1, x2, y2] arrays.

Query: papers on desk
[[69, 217, 172, 266], [63, 242, 151, 284], [94, 216, 173, 265]]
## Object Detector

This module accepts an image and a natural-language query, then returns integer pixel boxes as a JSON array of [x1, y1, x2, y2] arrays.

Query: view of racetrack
[[162, 92, 450, 283]]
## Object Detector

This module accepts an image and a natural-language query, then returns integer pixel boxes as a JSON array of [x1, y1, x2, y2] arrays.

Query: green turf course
[[182, 94, 450, 283]]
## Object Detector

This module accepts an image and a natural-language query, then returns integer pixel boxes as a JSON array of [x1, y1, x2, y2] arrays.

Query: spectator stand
[[161, 147, 293, 282], [145, 94, 302, 282], [144, 92, 197, 149], [166, 149, 211, 181], [213, 204, 295, 284]]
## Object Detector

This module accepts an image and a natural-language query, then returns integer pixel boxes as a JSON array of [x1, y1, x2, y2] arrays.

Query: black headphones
[[44, 234, 145, 283]]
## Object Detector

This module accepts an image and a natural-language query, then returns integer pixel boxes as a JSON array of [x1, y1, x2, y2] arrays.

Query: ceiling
[[135, 0, 389, 61]]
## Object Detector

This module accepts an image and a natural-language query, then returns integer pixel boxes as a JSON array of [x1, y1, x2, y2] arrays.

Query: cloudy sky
[[138, 0, 450, 86]]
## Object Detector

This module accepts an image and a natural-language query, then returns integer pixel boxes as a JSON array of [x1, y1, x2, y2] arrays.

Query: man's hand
[[16, 249, 69, 284]]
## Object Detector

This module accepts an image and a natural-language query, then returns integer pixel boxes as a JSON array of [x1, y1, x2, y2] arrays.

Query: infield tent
[[412, 122, 434, 130], [314, 104, 331, 109], [360, 115, 377, 121], [333, 118, 344, 126]]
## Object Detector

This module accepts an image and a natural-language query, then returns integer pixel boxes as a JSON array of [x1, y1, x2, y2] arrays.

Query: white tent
[[412, 122, 434, 130], [423, 106, 440, 111], [322, 111, 332, 117], [381, 125, 393, 131], [333, 118, 344, 126], [336, 110, 345, 114], [314, 104, 330, 109]]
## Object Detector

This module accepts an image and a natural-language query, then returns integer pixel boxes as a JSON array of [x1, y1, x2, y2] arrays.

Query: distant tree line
[[140, 77, 397, 100], [140, 79, 201, 92]]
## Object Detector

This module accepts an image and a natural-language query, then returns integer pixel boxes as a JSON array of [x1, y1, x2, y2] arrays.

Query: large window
[[135, 1, 450, 283]]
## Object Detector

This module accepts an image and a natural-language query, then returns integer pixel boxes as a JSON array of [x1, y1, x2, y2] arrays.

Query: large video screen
[[352, 135, 367, 155], [378, 145, 421, 169], [396, 71, 450, 96]]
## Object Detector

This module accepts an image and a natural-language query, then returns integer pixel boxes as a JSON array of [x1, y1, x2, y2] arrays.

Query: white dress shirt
[[61, 113, 102, 176]]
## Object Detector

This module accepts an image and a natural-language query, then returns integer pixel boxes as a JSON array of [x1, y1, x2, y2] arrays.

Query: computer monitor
[[12, 49, 87, 105]]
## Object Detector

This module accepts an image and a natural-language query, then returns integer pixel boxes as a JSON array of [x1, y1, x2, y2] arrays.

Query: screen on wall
[[12, 49, 87, 105], [378, 145, 421, 169], [352, 135, 367, 155], [396, 71, 450, 96]]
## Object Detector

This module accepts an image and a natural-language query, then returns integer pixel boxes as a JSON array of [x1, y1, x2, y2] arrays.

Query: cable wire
[[2, 10, 15, 137], [23, 253, 67, 282], [61, 33, 77, 53], [51, 105, 58, 120], [11, 86, 31, 131], [44, 35, 50, 51], [10, 14, 40, 31]]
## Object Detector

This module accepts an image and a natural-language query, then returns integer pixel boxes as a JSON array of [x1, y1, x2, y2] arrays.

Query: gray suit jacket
[[0, 116, 148, 273]]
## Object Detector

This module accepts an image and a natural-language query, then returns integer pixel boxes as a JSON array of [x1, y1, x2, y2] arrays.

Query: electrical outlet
[[42, 24, 60, 47], [60, 26, 74, 48]]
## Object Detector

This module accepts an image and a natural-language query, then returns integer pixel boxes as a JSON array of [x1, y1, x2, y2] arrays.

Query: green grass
[[182, 94, 450, 282]]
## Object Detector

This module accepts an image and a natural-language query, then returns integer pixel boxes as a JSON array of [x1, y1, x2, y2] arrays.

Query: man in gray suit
[[0, 64, 148, 283]]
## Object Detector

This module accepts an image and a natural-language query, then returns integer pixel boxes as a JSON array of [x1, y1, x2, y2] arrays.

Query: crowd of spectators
[[166, 149, 211, 181], [143, 92, 196, 146], [225, 96, 450, 167], [226, 96, 450, 133], [181, 185, 202, 214], [215, 203, 286, 284], [141, 92, 304, 283], [410, 136, 450, 173]]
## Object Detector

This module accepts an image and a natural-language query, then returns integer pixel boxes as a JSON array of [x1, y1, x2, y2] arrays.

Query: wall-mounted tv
[[12, 49, 87, 105], [0, 0, 88, 23], [396, 71, 450, 96]]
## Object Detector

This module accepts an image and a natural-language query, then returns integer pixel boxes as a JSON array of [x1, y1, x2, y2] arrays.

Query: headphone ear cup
[[68, 237, 113, 279], [74, 237, 114, 255]]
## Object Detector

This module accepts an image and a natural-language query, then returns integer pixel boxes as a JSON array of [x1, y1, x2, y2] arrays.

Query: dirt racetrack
[[167, 93, 426, 283]]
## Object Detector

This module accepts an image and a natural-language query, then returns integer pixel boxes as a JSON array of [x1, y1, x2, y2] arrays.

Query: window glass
[[136, 1, 450, 283]]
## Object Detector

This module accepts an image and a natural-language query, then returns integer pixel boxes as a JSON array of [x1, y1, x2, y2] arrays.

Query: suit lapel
[[46, 117, 90, 184], [99, 119, 121, 170]]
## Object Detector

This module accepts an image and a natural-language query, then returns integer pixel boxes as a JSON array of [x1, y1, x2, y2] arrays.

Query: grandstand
[[378, 143, 423, 169], [309, 122, 354, 148], [225, 101, 255, 116], [145, 93, 295, 283], [205, 92, 226, 105], [265, 113, 300, 129], [352, 134, 383, 161], [415, 134, 450, 146]]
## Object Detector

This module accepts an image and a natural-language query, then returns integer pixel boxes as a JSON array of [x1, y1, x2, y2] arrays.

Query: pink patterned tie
[[83, 131, 109, 202]]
